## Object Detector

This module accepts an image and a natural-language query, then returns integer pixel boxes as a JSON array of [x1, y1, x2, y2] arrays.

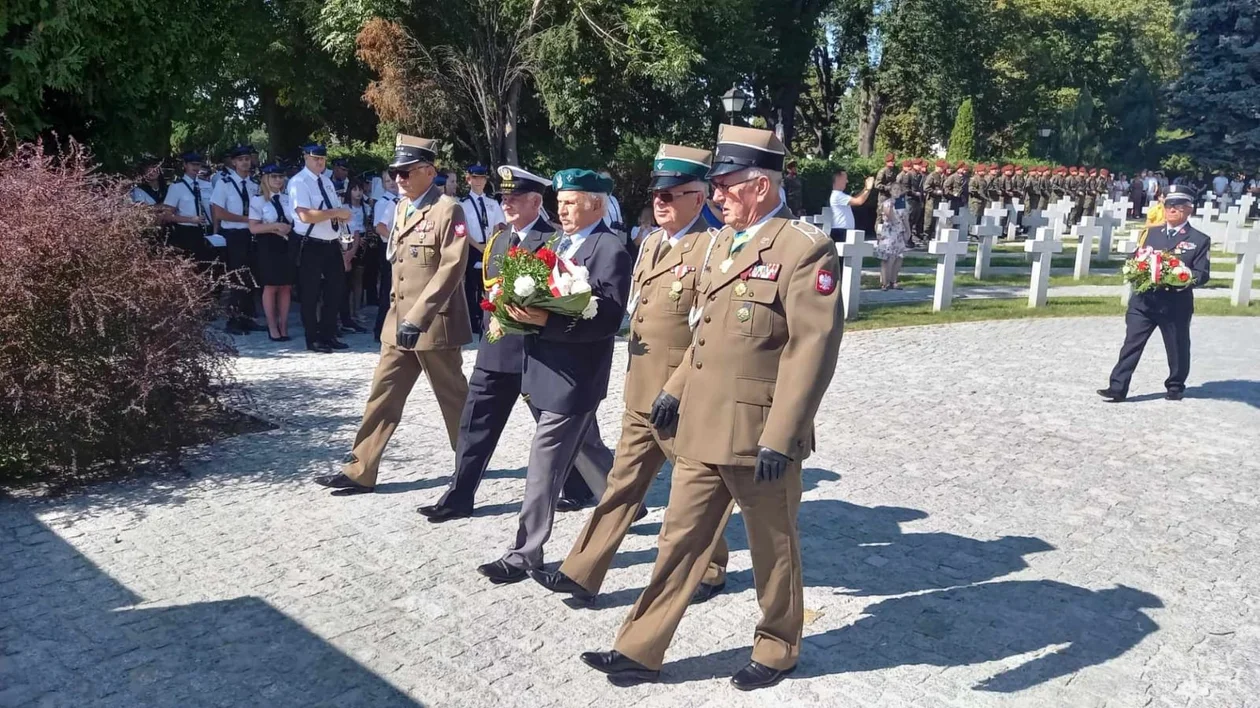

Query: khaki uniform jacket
[[623, 218, 717, 415], [382, 185, 473, 350], [663, 206, 844, 466]]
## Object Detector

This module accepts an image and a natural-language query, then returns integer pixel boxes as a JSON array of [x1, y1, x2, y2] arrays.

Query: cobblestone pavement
[[4, 316, 1260, 708]]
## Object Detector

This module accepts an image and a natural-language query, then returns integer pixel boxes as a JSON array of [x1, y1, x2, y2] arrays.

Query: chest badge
[[668, 281, 684, 302], [734, 282, 748, 297], [719, 258, 735, 273], [735, 306, 752, 322], [409, 245, 419, 258]]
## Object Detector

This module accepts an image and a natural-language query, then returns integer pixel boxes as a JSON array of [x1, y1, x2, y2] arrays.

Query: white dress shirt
[[560, 221, 601, 260], [374, 192, 400, 243], [131, 186, 160, 206], [248, 194, 290, 224], [288, 168, 343, 241], [211, 172, 258, 229], [164, 175, 212, 220], [460, 191, 506, 245]]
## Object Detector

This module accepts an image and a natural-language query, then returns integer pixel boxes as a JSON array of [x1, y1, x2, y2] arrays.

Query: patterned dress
[[875, 199, 910, 261]]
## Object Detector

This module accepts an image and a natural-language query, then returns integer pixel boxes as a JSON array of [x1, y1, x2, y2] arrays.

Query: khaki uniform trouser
[[559, 409, 727, 593], [343, 344, 468, 487], [613, 455, 803, 671]]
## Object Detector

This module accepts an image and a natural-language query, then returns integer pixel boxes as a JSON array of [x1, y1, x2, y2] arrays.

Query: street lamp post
[[1038, 126, 1053, 161], [721, 85, 748, 126]]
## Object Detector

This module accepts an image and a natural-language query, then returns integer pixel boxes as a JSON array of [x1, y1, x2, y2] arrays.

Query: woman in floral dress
[[875, 196, 911, 290]]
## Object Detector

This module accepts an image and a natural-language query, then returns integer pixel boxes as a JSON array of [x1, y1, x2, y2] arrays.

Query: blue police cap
[[466, 163, 489, 176], [302, 143, 328, 157], [179, 151, 204, 163]]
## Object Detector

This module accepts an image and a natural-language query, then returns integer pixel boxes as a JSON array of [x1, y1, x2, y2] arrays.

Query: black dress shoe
[[1096, 388, 1127, 402], [633, 505, 648, 523], [579, 651, 659, 686], [313, 473, 374, 494], [556, 496, 593, 513], [730, 661, 795, 691], [326, 338, 350, 350], [477, 559, 528, 585], [1166, 390, 1185, 401], [529, 569, 594, 602], [306, 341, 333, 354], [344, 322, 369, 334], [690, 581, 725, 605], [417, 504, 472, 523]]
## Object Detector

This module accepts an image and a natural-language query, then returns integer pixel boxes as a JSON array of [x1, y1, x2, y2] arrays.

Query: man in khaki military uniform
[[314, 135, 472, 494], [531, 144, 729, 604], [581, 126, 845, 691]]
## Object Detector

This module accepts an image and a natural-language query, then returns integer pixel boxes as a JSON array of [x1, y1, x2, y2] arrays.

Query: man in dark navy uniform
[[1099, 185, 1211, 402], [417, 165, 593, 522]]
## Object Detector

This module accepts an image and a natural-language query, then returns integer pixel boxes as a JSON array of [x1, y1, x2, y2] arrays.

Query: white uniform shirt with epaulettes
[[163, 174, 213, 221], [288, 168, 343, 242], [374, 191, 401, 243], [663, 205, 844, 466], [623, 212, 717, 414], [210, 172, 259, 229], [248, 193, 291, 225]]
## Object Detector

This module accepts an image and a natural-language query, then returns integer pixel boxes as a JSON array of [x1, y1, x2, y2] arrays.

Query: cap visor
[[706, 162, 748, 179], [388, 157, 425, 169], [650, 175, 698, 191]]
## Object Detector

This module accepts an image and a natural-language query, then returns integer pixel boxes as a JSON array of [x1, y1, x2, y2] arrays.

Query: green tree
[[946, 99, 976, 162], [1171, 0, 1260, 168]]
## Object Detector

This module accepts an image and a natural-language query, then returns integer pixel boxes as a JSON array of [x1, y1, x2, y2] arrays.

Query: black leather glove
[[754, 447, 791, 484], [648, 392, 680, 432], [396, 320, 423, 349]]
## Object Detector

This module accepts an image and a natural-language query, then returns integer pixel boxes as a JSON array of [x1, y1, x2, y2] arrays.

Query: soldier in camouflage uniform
[[1050, 166, 1069, 206], [944, 162, 969, 213], [923, 159, 948, 238], [875, 153, 899, 203], [908, 158, 927, 244], [1066, 166, 1086, 225], [1082, 168, 1099, 220], [968, 163, 989, 218]]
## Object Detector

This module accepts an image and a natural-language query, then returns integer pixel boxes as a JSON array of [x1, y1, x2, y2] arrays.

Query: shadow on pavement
[[1185, 379, 1260, 408], [0, 506, 423, 707]]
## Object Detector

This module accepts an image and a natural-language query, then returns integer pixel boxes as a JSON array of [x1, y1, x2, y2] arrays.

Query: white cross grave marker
[[1021, 210, 1050, 263], [973, 213, 1005, 279], [837, 229, 873, 320], [1222, 206, 1247, 251], [1094, 209, 1120, 262], [928, 228, 969, 312], [1051, 197, 1076, 233], [1024, 227, 1064, 308], [1238, 194, 1256, 223], [953, 206, 975, 240], [1111, 196, 1133, 225], [1005, 198, 1025, 240], [932, 203, 955, 239], [1071, 217, 1103, 280], [1117, 236, 1138, 306], [1229, 227, 1260, 307]]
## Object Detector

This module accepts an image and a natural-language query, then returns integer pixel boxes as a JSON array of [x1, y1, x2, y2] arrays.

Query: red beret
[[885, 153, 896, 162]]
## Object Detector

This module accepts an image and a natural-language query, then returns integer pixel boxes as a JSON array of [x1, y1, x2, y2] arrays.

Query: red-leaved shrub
[[0, 138, 236, 483]]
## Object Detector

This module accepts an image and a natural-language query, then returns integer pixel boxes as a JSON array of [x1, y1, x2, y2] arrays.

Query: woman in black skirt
[[248, 163, 296, 341]]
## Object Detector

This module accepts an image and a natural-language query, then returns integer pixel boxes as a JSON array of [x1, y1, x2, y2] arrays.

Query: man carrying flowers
[[475, 169, 632, 584], [1099, 185, 1211, 403]]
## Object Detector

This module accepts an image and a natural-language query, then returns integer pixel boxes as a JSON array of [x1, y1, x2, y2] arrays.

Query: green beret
[[553, 168, 612, 194]]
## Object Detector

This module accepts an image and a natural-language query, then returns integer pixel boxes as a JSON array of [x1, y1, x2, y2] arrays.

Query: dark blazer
[[476, 215, 556, 374], [521, 222, 632, 414], [1132, 222, 1211, 310]]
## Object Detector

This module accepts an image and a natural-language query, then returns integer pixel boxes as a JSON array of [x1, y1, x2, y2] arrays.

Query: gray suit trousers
[[502, 406, 612, 570]]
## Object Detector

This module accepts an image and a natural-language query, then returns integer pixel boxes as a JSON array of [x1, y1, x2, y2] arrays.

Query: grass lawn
[[878, 255, 1114, 270], [846, 297, 1260, 332]]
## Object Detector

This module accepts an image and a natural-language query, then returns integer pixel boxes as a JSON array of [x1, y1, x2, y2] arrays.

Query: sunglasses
[[389, 169, 410, 179], [653, 190, 702, 204]]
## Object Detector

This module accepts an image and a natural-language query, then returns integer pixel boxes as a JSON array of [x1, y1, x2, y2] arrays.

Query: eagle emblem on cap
[[498, 165, 514, 180]]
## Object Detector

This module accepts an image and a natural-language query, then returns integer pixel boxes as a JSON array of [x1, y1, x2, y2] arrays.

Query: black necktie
[[316, 178, 338, 229], [234, 177, 249, 217], [185, 178, 202, 218], [473, 195, 489, 234], [271, 195, 288, 224], [509, 230, 521, 248]]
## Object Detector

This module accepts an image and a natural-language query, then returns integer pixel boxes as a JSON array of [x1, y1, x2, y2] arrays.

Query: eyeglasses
[[710, 176, 758, 193], [652, 190, 702, 204], [389, 169, 410, 179]]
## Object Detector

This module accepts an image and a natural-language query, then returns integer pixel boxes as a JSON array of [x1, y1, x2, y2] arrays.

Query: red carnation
[[1168, 257, 1181, 267], [1178, 272, 1189, 282], [536, 247, 558, 269], [507, 246, 520, 257], [1137, 261, 1149, 271], [479, 299, 496, 312]]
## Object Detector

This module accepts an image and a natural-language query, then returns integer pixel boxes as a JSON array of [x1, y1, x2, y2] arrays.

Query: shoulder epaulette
[[788, 220, 823, 242], [438, 194, 459, 206]]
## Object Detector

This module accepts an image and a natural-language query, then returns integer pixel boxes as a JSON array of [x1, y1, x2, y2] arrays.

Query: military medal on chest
[[668, 265, 694, 301], [735, 306, 752, 322], [669, 281, 683, 302], [734, 282, 748, 297]]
